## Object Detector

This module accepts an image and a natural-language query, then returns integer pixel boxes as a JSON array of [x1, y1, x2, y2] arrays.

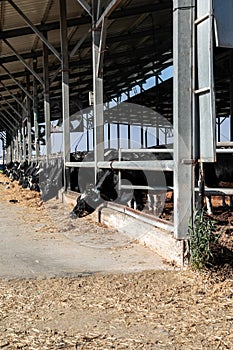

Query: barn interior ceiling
[[0, 0, 232, 137]]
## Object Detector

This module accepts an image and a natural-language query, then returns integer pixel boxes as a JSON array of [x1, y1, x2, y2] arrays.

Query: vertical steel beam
[[43, 32, 51, 162], [145, 128, 148, 148], [26, 73, 32, 161], [108, 123, 111, 149], [141, 125, 144, 147], [92, 0, 104, 181], [15, 130, 19, 161], [86, 128, 89, 151], [128, 124, 130, 148], [22, 119, 26, 160], [33, 59, 40, 159], [59, 0, 70, 189], [230, 80, 233, 141], [217, 116, 221, 142], [19, 124, 22, 161], [230, 54, 233, 141], [173, 0, 195, 240], [156, 124, 160, 146], [117, 123, 120, 149]]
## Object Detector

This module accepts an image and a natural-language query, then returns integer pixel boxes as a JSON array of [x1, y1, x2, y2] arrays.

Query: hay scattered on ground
[[0, 271, 232, 349], [0, 173, 233, 349]]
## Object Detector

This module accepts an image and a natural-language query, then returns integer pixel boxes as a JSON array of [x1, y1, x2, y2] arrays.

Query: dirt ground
[[0, 174, 233, 349]]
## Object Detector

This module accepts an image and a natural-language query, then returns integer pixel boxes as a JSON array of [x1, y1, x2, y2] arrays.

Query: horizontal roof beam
[[7, 0, 62, 62], [0, 26, 170, 66], [0, 2, 171, 40]]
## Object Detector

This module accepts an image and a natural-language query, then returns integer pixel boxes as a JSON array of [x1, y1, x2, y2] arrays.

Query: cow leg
[[222, 195, 227, 208], [153, 193, 166, 216], [153, 194, 162, 216], [230, 195, 233, 208], [147, 194, 153, 212], [205, 195, 212, 215], [127, 197, 135, 209], [134, 190, 144, 211]]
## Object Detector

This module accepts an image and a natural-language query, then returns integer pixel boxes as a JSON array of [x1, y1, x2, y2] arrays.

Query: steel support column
[[22, 119, 27, 160], [43, 33, 51, 162], [230, 73, 233, 141], [59, 0, 70, 190], [173, 0, 195, 240], [108, 123, 111, 149], [26, 74, 32, 161], [141, 125, 144, 147], [92, 0, 104, 182], [19, 125, 22, 161], [117, 123, 120, 149], [128, 124, 131, 148], [15, 130, 19, 161], [33, 59, 40, 159]]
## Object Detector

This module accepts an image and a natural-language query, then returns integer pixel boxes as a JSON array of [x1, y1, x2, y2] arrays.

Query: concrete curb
[[61, 190, 184, 266]]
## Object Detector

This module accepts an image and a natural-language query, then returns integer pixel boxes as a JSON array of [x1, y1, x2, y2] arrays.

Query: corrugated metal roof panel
[[3, 0, 53, 29]]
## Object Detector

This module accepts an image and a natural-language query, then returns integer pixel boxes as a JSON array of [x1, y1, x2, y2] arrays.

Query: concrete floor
[[0, 202, 171, 279]]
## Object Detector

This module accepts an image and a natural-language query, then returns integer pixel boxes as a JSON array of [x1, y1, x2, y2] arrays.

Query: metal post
[[141, 125, 144, 148], [229, 52, 233, 142], [117, 123, 120, 149], [230, 76, 233, 141], [165, 127, 168, 145], [1, 137, 5, 166], [108, 123, 111, 149], [15, 130, 19, 161], [173, 0, 195, 240], [145, 128, 148, 148], [33, 59, 40, 159], [86, 126, 90, 152], [22, 120, 27, 160], [18, 125, 22, 161], [128, 124, 131, 148], [59, 0, 70, 190], [217, 116, 221, 142], [92, 0, 104, 181], [26, 73, 32, 161], [43, 32, 51, 162]]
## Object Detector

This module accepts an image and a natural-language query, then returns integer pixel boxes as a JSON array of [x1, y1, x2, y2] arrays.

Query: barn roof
[[0, 0, 232, 134]]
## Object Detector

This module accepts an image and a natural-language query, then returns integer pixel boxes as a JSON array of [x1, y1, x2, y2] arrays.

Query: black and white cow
[[197, 152, 233, 213], [70, 148, 173, 218], [39, 157, 63, 201]]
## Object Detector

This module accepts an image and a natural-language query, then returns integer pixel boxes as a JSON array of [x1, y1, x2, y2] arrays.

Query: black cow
[[70, 148, 173, 218], [197, 152, 233, 213], [39, 158, 63, 201]]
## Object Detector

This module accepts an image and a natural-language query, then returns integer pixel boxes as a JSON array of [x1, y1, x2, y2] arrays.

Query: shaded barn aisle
[[0, 179, 170, 278]]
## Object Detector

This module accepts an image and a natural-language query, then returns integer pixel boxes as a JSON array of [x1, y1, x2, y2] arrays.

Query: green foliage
[[188, 210, 217, 269]]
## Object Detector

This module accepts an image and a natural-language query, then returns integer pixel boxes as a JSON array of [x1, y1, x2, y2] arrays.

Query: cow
[[39, 157, 63, 201], [70, 148, 173, 218], [197, 152, 233, 214]]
